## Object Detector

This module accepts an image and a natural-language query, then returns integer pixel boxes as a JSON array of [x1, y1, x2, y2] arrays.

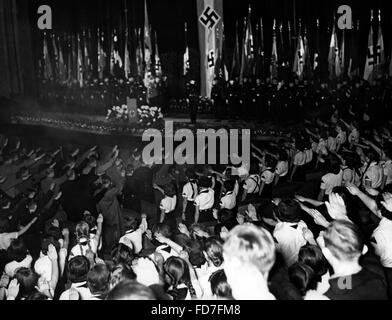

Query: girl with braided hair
[[163, 256, 201, 300]]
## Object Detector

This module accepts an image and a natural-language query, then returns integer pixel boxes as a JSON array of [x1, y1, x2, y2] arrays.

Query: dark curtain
[[0, 0, 35, 99]]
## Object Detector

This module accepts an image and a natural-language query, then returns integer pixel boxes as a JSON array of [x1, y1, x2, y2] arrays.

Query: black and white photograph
[[0, 0, 392, 306]]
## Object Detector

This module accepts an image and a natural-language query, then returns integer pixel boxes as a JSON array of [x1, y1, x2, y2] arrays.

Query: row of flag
[[41, 0, 161, 87], [193, 3, 392, 97]]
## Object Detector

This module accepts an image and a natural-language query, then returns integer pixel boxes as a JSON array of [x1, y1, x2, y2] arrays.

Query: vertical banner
[[197, 0, 223, 98]]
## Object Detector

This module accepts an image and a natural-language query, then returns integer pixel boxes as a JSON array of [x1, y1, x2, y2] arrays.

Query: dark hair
[[41, 236, 60, 255], [84, 214, 97, 230], [153, 223, 173, 239], [327, 154, 341, 174], [111, 243, 135, 266], [44, 225, 62, 241], [106, 280, 156, 300], [198, 176, 212, 189], [0, 218, 10, 233], [185, 168, 197, 181], [123, 215, 141, 232], [184, 240, 206, 268], [288, 263, 318, 296], [109, 263, 137, 289], [87, 263, 110, 295], [26, 292, 49, 300], [209, 269, 233, 299], [275, 199, 302, 223], [278, 149, 289, 161], [298, 245, 329, 278], [264, 154, 277, 169], [163, 183, 177, 197], [376, 193, 392, 221], [67, 256, 90, 283], [223, 179, 235, 193], [203, 238, 224, 267], [14, 268, 39, 299], [7, 239, 28, 263], [248, 161, 260, 175], [164, 257, 197, 300]]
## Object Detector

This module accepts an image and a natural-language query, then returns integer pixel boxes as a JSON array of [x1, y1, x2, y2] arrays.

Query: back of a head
[[14, 268, 39, 299], [75, 221, 90, 241], [209, 269, 233, 299], [223, 224, 276, 276], [323, 220, 364, 262], [298, 245, 329, 277], [7, 238, 28, 263], [106, 280, 156, 300], [276, 199, 302, 223], [87, 263, 110, 295], [328, 154, 341, 174], [288, 263, 317, 296], [67, 256, 90, 283], [203, 238, 224, 268], [164, 256, 190, 287]]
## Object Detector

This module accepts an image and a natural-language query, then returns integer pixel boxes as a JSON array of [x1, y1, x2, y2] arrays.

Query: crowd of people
[[2, 75, 392, 300]]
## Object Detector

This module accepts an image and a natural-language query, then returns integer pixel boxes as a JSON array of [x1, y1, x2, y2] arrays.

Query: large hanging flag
[[240, 5, 254, 83], [374, 11, 385, 79], [215, 23, 228, 81], [77, 34, 84, 87], [196, 0, 224, 98], [348, 21, 360, 78], [293, 34, 305, 79], [313, 19, 320, 76], [253, 18, 265, 79], [51, 33, 59, 80], [328, 22, 339, 80], [270, 20, 278, 80], [363, 12, 375, 82], [43, 34, 53, 81], [135, 28, 143, 77], [110, 30, 123, 77], [97, 29, 107, 80], [183, 23, 190, 76], [144, 0, 152, 74], [304, 29, 313, 80], [339, 30, 345, 77], [58, 35, 67, 83], [83, 30, 91, 80], [124, 29, 131, 79], [154, 31, 162, 77], [231, 20, 241, 79]]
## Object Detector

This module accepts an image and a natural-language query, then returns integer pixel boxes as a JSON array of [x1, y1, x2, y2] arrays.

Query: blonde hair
[[223, 224, 276, 275]]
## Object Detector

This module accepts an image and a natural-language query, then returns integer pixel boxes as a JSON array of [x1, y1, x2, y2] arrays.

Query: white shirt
[[160, 196, 177, 213], [119, 229, 144, 254], [336, 131, 347, 145], [363, 162, 383, 189], [342, 167, 360, 187], [260, 169, 275, 185], [69, 236, 99, 260], [293, 151, 306, 166], [59, 282, 92, 300], [320, 170, 343, 195], [381, 160, 392, 186], [243, 174, 261, 194], [305, 149, 313, 164], [182, 182, 197, 201], [348, 128, 359, 144], [194, 188, 215, 211], [316, 139, 328, 156], [327, 136, 337, 152], [273, 221, 309, 267], [275, 161, 289, 177], [5, 255, 33, 277], [0, 232, 18, 251], [220, 191, 236, 210], [372, 218, 392, 268]]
